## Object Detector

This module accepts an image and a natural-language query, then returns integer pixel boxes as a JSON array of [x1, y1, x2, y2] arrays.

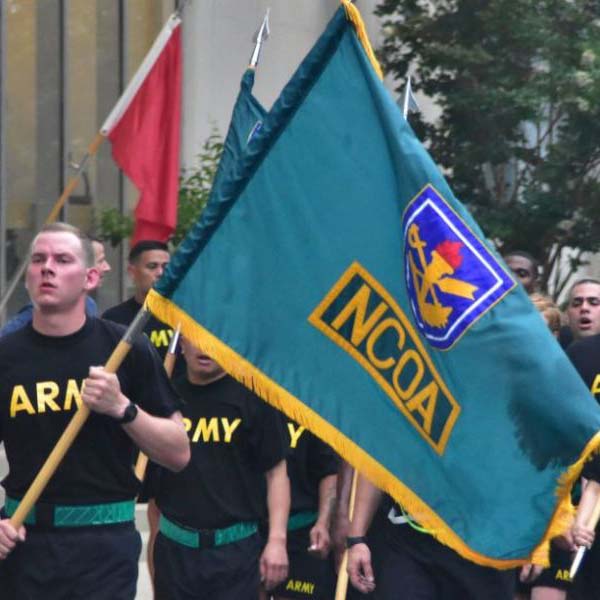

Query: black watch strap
[[346, 535, 368, 549], [117, 401, 138, 425]]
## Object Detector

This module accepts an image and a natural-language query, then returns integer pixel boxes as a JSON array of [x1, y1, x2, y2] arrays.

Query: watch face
[[121, 402, 138, 424]]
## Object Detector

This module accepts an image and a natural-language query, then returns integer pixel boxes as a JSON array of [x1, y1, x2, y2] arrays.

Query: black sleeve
[[247, 395, 288, 472], [307, 433, 339, 484], [101, 306, 118, 321], [566, 338, 592, 384], [583, 453, 600, 483], [124, 334, 182, 417]]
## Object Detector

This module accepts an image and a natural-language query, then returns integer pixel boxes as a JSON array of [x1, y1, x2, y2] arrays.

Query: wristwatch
[[117, 401, 138, 425], [346, 535, 368, 548]]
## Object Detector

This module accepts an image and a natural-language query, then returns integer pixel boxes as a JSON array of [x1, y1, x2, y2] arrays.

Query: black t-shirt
[[566, 333, 600, 402], [153, 375, 287, 530], [0, 317, 180, 504], [102, 297, 185, 377], [582, 454, 600, 483], [285, 419, 338, 514]]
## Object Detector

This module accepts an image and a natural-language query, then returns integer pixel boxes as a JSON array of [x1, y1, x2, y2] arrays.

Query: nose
[[41, 258, 55, 273]]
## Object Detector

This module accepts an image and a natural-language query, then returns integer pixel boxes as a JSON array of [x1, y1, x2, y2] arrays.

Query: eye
[[515, 269, 530, 278]]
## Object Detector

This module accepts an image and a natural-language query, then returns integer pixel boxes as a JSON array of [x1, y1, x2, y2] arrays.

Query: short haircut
[[504, 250, 539, 280], [128, 240, 169, 264], [33, 222, 95, 267], [568, 278, 600, 300]]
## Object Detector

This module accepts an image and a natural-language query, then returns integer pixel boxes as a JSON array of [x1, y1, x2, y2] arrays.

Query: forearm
[[146, 499, 160, 584], [265, 459, 290, 541], [575, 479, 600, 527], [335, 461, 354, 522], [348, 475, 382, 537], [124, 409, 189, 472], [316, 474, 337, 528]]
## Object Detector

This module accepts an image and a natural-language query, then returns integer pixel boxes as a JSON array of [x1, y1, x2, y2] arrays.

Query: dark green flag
[[212, 68, 266, 194]]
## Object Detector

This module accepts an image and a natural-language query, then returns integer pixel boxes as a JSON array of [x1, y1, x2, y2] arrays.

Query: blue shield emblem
[[403, 185, 515, 350]]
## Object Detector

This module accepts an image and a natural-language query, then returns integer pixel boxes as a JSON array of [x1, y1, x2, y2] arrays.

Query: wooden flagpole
[[334, 468, 358, 600]]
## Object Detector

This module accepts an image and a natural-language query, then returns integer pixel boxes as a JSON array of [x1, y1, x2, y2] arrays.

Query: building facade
[[0, 0, 425, 319]]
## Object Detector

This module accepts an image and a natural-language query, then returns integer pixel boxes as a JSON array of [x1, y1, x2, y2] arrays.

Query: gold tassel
[[341, 0, 384, 80]]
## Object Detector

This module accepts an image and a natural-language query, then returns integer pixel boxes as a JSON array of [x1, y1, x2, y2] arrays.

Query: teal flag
[[212, 68, 267, 194], [148, 2, 600, 567]]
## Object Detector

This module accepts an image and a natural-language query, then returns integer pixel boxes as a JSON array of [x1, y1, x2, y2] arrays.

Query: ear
[[84, 266, 101, 292]]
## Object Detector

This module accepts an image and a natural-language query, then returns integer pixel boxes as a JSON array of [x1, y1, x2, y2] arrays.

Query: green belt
[[4, 497, 135, 528], [159, 514, 258, 549], [288, 510, 318, 531]]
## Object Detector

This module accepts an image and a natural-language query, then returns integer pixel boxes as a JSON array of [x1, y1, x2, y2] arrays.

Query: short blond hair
[[530, 293, 561, 334], [31, 223, 95, 267]]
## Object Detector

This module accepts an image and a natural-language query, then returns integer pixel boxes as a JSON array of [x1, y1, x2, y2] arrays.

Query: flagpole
[[9, 308, 151, 528], [403, 77, 411, 119], [249, 8, 270, 69], [570, 494, 600, 578], [1, 10, 181, 319], [0, 132, 105, 316], [334, 468, 358, 600], [134, 323, 181, 481]]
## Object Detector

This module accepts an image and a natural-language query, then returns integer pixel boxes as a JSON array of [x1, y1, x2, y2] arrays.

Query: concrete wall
[[178, 0, 435, 169]]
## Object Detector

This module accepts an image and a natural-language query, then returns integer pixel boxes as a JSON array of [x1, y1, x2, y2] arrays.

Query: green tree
[[171, 129, 223, 246], [376, 0, 600, 298], [95, 128, 223, 249]]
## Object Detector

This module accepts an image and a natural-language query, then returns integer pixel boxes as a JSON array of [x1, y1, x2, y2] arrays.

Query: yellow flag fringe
[[341, 0, 384, 80], [147, 289, 600, 568]]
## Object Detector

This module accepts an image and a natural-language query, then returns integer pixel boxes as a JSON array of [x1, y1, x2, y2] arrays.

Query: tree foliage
[[375, 0, 600, 297]]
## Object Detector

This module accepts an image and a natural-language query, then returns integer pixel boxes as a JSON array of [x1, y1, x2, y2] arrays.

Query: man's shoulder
[[0, 322, 30, 347], [102, 297, 138, 323], [94, 316, 129, 336], [567, 333, 600, 357], [176, 374, 259, 409], [0, 304, 34, 338], [0, 324, 35, 369]]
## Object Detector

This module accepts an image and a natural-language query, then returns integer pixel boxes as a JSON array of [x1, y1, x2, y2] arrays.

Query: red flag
[[101, 14, 181, 245]]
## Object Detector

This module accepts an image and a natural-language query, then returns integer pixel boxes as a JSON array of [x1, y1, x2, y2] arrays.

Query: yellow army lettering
[[285, 579, 315, 594], [182, 417, 241, 443], [10, 379, 84, 417], [309, 262, 460, 454], [591, 374, 600, 398], [287, 422, 306, 449], [149, 328, 173, 348], [555, 569, 571, 581]]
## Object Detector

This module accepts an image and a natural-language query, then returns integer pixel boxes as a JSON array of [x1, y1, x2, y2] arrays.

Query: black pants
[[271, 525, 335, 599], [375, 523, 515, 600], [347, 502, 388, 599], [0, 522, 141, 600], [570, 533, 600, 600], [154, 530, 262, 600]]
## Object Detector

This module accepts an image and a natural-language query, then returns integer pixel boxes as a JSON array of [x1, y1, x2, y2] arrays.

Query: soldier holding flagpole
[[0, 223, 189, 599]]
